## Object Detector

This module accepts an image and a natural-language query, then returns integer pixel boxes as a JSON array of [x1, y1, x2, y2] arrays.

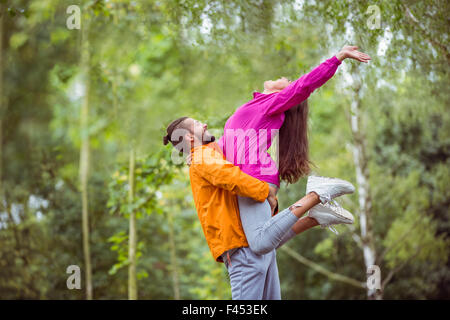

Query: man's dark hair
[[163, 116, 189, 148]]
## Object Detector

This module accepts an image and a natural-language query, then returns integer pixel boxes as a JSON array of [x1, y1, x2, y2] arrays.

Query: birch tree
[[128, 146, 137, 299], [348, 67, 379, 299], [79, 10, 93, 300], [0, 4, 4, 198]]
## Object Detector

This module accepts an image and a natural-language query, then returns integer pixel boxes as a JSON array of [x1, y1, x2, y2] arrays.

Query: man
[[163, 116, 277, 263], [163, 117, 354, 299]]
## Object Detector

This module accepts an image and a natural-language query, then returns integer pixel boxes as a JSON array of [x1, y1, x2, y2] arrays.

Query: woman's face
[[263, 77, 292, 92]]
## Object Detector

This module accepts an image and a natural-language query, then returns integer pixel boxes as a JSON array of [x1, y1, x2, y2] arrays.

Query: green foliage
[[0, 0, 448, 300], [106, 147, 182, 281]]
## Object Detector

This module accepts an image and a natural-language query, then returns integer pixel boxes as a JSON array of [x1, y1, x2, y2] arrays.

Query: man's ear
[[185, 132, 194, 142]]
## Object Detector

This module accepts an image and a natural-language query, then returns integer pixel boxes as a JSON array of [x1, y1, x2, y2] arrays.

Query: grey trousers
[[222, 246, 281, 300], [237, 195, 299, 255], [222, 185, 300, 300]]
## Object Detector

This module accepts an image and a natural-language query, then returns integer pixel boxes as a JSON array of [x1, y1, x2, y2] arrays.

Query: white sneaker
[[308, 202, 354, 234], [306, 176, 355, 204]]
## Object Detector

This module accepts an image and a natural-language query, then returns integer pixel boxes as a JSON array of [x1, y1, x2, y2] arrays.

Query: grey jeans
[[222, 246, 281, 300], [221, 184, 299, 300], [237, 183, 298, 255]]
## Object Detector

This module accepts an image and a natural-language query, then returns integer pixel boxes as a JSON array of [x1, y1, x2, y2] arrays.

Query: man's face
[[184, 118, 215, 146]]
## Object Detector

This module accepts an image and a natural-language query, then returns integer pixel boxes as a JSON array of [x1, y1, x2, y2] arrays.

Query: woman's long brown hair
[[278, 100, 311, 184]]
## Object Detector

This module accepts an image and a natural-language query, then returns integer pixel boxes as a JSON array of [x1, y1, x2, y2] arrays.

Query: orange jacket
[[189, 142, 269, 262]]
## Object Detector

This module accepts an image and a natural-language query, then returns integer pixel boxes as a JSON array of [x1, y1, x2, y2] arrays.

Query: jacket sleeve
[[262, 56, 342, 116], [191, 147, 269, 202]]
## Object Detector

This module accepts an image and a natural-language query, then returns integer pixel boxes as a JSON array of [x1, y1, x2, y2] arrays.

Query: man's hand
[[336, 45, 371, 63], [268, 185, 278, 215]]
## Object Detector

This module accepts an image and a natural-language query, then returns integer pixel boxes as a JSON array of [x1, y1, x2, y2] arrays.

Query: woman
[[216, 45, 371, 299]]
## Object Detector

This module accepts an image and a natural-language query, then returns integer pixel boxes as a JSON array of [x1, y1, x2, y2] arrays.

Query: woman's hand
[[336, 45, 371, 63], [268, 195, 278, 216]]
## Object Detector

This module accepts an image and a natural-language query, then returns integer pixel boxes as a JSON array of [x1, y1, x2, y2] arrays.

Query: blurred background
[[0, 0, 448, 300]]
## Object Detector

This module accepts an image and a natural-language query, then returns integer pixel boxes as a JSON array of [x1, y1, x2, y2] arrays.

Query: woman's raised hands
[[336, 45, 371, 63]]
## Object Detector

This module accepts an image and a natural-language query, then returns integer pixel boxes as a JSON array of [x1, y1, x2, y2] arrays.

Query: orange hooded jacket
[[189, 142, 269, 262]]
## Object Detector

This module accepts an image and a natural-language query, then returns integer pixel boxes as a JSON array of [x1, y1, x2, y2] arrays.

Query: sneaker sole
[[314, 204, 354, 224]]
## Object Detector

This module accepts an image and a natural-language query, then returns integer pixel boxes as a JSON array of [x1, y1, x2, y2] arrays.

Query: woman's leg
[[240, 176, 356, 253], [276, 216, 319, 249], [292, 216, 320, 233], [239, 174, 357, 254], [238, 191, 321, 255]]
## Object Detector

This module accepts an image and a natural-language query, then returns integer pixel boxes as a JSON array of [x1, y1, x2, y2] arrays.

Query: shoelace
[[307, 207, 340, 235], [294, 203, 340, 234], [331, 200, 345, 216], [322, 194, 344, 234], [324, 194, 346, 216], [325, 225, 339, 235]]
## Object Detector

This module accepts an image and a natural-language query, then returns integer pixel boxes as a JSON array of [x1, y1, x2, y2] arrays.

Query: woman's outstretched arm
[[263, 45, 371, 116]]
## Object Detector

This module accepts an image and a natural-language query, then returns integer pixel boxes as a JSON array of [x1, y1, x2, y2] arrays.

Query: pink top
[[217, 56, 342, 187]]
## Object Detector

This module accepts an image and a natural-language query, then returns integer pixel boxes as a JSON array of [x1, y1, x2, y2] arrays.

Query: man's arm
[[191, 146, 270, 203]]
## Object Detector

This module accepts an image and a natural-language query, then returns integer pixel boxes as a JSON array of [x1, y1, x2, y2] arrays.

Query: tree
[[0, 3, 4, 196], [79, 7, 93, 300], [0, 0, 447, 300]]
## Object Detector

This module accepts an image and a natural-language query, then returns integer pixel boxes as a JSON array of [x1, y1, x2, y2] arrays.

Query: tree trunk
[[349, 69, 381, 300], [79, 16, 93, 300], [0, 5, 4, 196], [128, 147, 137, 300], [168, 209, 180, 299]]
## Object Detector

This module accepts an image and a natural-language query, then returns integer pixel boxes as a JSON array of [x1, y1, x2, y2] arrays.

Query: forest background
[[0, 0, 448, 300]]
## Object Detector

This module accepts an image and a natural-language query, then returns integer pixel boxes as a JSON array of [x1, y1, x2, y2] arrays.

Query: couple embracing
[[163, 45, 371, 299]]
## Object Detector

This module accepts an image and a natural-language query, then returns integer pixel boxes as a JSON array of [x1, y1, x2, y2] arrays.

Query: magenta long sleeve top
[[217, 56, 342, 187]]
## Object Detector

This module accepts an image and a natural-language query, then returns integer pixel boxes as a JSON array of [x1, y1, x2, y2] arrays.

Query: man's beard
[[201, 132, 215, 145]]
